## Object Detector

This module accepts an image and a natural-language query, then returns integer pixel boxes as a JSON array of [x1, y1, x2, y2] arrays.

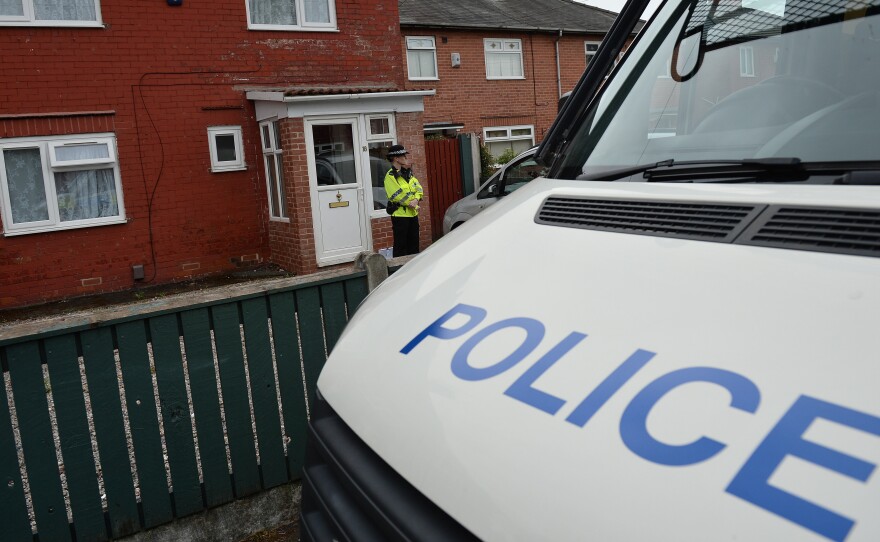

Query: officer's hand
[[408, 200, 419, 208]]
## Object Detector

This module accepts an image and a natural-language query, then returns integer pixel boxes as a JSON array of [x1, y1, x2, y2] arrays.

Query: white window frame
[[585, 41, 601, 66], [482, 125, 535, 164], [0, 0, 103, 27], [406, 36, 439, 81], [0, 133, 125, 236], [740, 46, 756, 77], [259, 119, 288, 221], [245, 0, 337, 32], [207, 126, 246, 173], [364, 114, 397, 219], [484, 38, 525, 80]]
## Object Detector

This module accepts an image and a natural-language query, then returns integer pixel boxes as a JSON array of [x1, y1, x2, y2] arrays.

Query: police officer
[[384, 144, 424, 256]]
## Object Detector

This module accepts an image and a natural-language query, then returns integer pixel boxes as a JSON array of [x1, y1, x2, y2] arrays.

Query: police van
[[300, 0, 880, 540]]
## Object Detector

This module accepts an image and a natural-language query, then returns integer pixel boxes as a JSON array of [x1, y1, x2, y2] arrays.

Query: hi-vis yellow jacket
[[384, 168, 424, 218]]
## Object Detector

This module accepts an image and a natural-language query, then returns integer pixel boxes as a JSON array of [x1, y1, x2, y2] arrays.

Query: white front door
[[306, 118, 371, 266]]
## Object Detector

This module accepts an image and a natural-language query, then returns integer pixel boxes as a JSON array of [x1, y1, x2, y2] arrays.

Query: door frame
[[304, 115, 373, 266]]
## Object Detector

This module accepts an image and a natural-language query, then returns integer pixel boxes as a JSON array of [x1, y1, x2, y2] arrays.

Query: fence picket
[[7, 342, 72, 541], [210, 303, 260, 498], [267, 292, 308, 479], [44, 335, 108, 541], [0, 352, 31, 542], [179, 309, 234, 508], [115, 321, 173, 528], [343, 277, 369, 317], [241, 298, 287, 489], [80, 328, 140, 538], [148, 315, 203, 518], [319, 283, 347, 354], [294, 287, 325, 409]]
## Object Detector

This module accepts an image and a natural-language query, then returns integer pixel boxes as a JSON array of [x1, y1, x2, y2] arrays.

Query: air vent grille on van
[[535, 197, 764, 242], [739, 206, 880, 258]]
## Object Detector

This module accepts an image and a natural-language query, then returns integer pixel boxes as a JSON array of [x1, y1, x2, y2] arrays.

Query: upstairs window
[[406, 36, 438, 80], [247, 0, 336, 31], [0, 134, 125, 235], [585, 41, 600, 66], [484, 38, 524, 79], [0, 0, 101, 26]]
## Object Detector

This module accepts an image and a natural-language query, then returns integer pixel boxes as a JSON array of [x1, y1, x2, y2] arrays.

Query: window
[[483, 125, 534, 162], [484, 38, 524, 79], [246, 0, 336, 31], [207, 126, 246, 172], [0, 0, 101, 26], [365, 115, 395, 212], [260, 120, 288, 220], [501, 155, 545, 195], [740, 46, 755, 77], [585, 41, 600, 66], [0, 134, 124, 235], [406, 36, 438, 80]]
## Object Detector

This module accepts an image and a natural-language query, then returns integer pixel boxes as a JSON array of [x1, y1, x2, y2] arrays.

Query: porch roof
[[244, 86, 435, 103]]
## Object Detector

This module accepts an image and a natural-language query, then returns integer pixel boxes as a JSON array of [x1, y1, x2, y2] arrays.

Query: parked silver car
[[442, 147, 543, 235]]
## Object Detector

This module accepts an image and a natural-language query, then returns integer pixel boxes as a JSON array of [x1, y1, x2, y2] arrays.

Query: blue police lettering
[[619, 367, 761, 466], [727, 395, 880, 542], [504, 332, 587, 415], [402, 303, 879, 541], [450, 317, 545, 380]]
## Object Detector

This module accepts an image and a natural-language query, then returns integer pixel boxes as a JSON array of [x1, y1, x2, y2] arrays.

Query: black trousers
[[391, 215, 420, 257]]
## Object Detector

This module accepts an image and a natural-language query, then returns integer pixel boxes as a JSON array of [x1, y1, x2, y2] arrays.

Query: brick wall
[[0, 0, 403, 308], [402, 30, 606, 143]]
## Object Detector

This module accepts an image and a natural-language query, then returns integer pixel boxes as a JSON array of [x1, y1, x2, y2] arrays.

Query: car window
[[502, 157, 545, 195]]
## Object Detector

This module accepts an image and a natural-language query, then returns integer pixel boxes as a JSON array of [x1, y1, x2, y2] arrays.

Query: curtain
[[303, 0, 329, 23], [0, 0, 24, 17], [33, 0, 97, 21], [249, 0, 296, 25], [54, 168, 118, 222], [4, 148, 49, 224]]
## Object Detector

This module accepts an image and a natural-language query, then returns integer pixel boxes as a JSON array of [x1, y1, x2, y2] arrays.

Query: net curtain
[[0, 0, 97, 20], [249, 0, 330, 25]]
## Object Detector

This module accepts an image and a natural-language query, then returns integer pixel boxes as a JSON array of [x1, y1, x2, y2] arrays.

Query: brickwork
[[0, 0, 404, 308], [402, 30, 608, 141]]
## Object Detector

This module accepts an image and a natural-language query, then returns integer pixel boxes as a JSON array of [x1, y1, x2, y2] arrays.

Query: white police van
[[300, 0, 880, 540]]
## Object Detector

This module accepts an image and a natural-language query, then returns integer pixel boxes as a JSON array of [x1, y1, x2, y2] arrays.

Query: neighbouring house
[[398, 0, 636, 171], [0, 0, 432, 309]]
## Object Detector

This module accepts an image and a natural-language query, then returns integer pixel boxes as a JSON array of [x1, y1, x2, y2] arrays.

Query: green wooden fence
[[0, 271, 369, 541]]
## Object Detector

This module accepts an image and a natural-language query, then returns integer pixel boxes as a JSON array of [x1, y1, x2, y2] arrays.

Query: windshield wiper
[[578, 158, 808, 183]]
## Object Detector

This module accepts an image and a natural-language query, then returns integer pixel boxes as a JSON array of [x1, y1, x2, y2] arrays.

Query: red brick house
[[0, 0, 433, 308], [398, 0, 633, 168]]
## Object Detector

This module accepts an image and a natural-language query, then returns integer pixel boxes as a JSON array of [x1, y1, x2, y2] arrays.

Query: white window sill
[[3, 216, 126, 236], [486, 76, 526, 81], [211, 164, 247, 173], [0, 21, 104, 28], [408, 77, 440, 81], [247, 24, 338, 33], [269, 217, 291, 223]]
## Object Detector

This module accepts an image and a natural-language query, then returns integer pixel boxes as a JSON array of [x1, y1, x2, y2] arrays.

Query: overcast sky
[[573, 0, 663, 18]]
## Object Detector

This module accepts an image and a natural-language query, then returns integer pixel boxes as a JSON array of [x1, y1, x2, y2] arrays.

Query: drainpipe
[[555, 29, 563, 99]]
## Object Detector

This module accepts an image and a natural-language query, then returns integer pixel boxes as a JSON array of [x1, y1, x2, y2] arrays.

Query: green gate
[[0, 272, 369, 541]]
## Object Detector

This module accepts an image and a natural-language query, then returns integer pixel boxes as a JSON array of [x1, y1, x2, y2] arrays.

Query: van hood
[[318, 179, 880, 541]]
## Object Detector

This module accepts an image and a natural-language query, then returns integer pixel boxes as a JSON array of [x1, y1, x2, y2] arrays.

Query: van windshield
[[565, 0, 880, 179]]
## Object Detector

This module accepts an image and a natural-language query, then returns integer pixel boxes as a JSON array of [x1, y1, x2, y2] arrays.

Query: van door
[[306, 117, 370, 266]]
